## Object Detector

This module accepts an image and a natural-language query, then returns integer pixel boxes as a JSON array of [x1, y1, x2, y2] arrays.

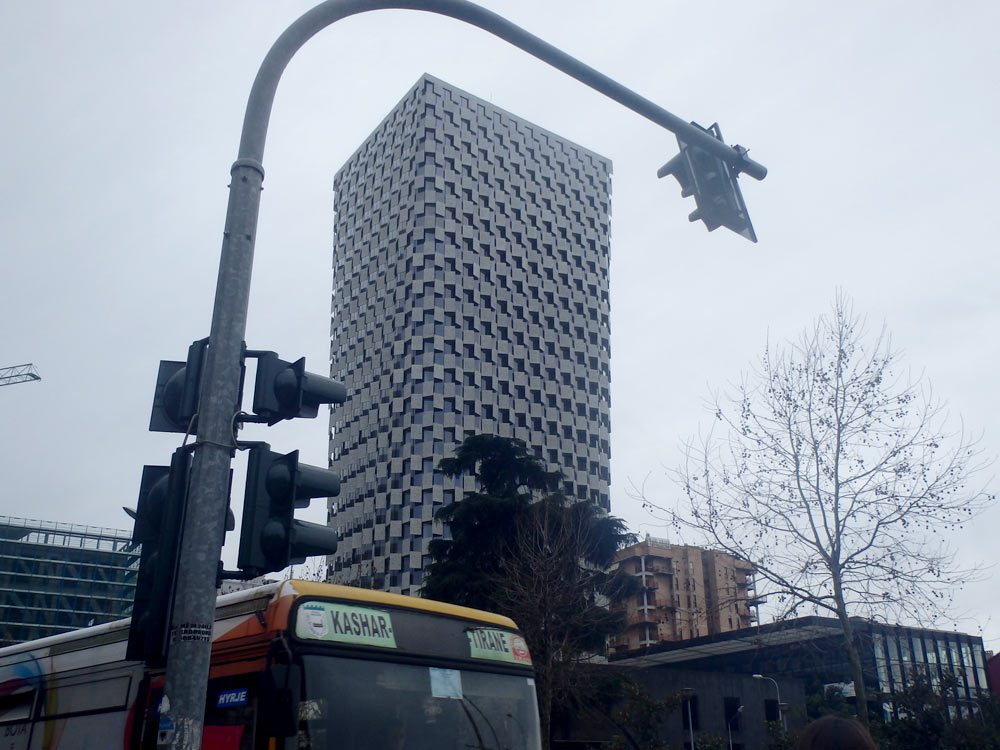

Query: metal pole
[[237, 0, 766, 178], [727, 706, 742, 750], [157, 2, 768, 746], [683, 689, 696, 750], [158, 159, 263, 749], [776, 680, 784, 731]]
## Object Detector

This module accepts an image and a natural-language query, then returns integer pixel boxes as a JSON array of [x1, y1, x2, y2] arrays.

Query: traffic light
[[237, 444, 340, 577], [149, 338, 209, 433], [657, 122, 757, 243], [237, 350, 346, 578], [127, 447, 190, 666], [252, 353, 346, 424]]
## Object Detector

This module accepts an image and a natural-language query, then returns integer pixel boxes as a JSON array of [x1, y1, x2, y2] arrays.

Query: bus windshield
[[296, 655, 542, 750]]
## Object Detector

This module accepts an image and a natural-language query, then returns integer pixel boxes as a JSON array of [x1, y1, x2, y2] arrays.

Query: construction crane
[[0, 364, 41, 387]]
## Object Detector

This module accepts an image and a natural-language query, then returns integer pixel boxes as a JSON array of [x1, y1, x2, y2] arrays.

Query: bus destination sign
[[467, 628, 532, 666], [295, 602, 398, 649]]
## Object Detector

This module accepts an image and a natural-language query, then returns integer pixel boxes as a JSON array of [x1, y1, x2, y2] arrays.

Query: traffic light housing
[[127, 447, 190, 666], [252, 353, 346, 424], [657, 122, 757, 243], [144, 343, 346, 583], [237, 444, 340, 577], [149, 338, 209, 433]]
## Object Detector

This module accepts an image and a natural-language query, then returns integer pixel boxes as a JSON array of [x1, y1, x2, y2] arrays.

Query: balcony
[[626, 611, 656, 627], [646, 562, 674, 574]]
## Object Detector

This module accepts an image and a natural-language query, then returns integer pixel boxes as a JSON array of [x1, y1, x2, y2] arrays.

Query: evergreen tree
[[422, 434, 638, 748]]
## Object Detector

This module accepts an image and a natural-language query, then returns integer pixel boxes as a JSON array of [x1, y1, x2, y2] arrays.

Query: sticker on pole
[[295, 602, 397, 649], [466, 628, 532, 665]]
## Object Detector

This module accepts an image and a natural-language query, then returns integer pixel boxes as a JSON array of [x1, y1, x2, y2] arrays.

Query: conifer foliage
[[423, 434, 637, 748]]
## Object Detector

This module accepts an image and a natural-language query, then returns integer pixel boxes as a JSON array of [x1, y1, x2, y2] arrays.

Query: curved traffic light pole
[[163, 1, 768, 747], [237, 1, 768, 178]]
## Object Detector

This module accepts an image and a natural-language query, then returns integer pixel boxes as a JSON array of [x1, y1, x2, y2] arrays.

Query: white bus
[[0, 580, 542, 749]]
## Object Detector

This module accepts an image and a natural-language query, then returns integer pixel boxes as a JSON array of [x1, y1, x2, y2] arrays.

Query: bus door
[[139, 672, 263, 750]]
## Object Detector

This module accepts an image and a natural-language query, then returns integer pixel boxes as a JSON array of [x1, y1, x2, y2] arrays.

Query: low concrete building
[[613, 615, 991, 722], [553, 665, 804, 750]]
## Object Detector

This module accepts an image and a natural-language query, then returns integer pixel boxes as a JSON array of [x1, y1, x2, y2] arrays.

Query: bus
[[0, 579, 542, 749]]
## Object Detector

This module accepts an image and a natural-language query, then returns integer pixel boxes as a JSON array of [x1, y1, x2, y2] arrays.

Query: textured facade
[[0, 516, 138, 646], [328, 74, 612, 595], [610, 537, 755, 653]]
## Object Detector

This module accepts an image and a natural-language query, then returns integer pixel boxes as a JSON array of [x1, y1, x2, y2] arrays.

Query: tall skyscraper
[[329, 75, 612, 595]]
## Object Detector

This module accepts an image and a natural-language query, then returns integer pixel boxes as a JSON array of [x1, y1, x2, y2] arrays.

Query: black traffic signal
[[657, 122, 757, 243], [237, 444, 340, 577], [252, 353, 346, 425], [149, 338, 209, 433], [127, 447, 190, 666]]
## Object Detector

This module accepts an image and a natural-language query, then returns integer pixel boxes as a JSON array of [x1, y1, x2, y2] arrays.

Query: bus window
[[0, 690, 34, 750], [21, 674, 134, 750], [40, 676, 131, 717], [0, 690, 34, 725], [296, 655, 541, 750]]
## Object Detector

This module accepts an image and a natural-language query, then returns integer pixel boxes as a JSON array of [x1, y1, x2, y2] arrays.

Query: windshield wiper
[[460, 697, 503, 750], [459, 699, 488, 749]]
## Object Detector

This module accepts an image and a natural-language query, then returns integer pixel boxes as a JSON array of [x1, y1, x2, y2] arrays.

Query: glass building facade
[[612, 615, 991, 721], [871, 625, 990, 719], [328, 75, 612, 594], [0, 515, 138, 646]]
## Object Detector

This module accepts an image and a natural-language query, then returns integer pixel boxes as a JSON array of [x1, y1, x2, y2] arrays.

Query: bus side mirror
[[261, 663, 301, 738]]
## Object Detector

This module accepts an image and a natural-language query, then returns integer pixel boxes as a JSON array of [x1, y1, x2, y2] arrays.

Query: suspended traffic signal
[[149, 338, 209, 433], [127, 447, 190, 666], [252, 352, 347, 424], [237, 444, 340, 577], [657, 122, 757, 243]]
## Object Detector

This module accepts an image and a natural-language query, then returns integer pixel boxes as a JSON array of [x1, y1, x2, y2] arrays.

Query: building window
[[764, 699, 779, 723]]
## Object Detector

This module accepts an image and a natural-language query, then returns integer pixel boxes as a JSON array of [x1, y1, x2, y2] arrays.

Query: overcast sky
[[2, 1, 998, 645]]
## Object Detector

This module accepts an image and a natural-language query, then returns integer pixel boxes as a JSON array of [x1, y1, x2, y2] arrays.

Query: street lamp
[[753, 673, 786, 730], [681, 688, 696, 750], [727, 705, 743, 750], [152, 1, 769, 747]]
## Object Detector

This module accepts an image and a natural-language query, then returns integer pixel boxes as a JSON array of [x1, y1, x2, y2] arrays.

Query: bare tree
[[645, 296, 993, 722], [290, 557, 329, 582], [491, 496, 636, 748]]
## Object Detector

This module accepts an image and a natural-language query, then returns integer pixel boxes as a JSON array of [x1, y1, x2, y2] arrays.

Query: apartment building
[[611, 536, 755, 653]]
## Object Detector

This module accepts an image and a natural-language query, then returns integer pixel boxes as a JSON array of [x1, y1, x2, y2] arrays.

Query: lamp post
[[154, 2, 768, 747], [727, 705, 743, 750], [753, 673, 785, 730], [681, 688, 696, 750]]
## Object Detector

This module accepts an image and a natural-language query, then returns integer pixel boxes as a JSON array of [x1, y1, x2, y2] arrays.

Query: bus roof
[[289, 581, 518, 629], [0, 580, 519, 663]]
